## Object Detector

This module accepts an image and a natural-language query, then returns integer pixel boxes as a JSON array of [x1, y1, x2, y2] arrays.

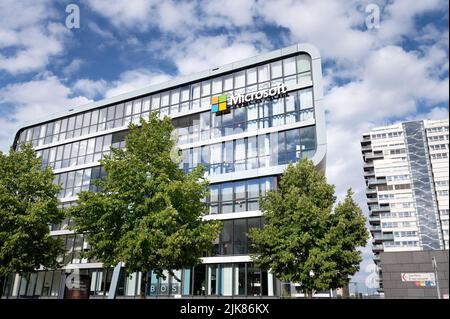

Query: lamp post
[[432, 256, 442, 299], [307, 270, 315, 298]]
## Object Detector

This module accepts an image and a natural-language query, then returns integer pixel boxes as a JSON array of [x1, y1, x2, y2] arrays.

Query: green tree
[[0, 143, 64, 292], [248, 159, 368, 298], [69, 113, 221, 297]]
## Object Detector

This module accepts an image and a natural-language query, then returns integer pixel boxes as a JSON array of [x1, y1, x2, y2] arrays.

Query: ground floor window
[[146, 263, 275, 297], [1, 270, 62, 298], [1, 263, 275, 298]]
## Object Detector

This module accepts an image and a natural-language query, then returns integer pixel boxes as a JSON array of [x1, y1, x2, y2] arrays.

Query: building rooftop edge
[[362, 118, 449, 136], [15, 43, 321, 132]]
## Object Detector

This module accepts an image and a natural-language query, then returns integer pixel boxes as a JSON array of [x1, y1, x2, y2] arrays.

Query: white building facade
[[361, 119, 449, 271]]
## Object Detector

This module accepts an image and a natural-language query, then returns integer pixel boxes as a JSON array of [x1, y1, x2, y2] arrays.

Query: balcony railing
[[382, 233, 394, 240], [372, 244, 384, 251], [367, 177, 387, 186], [364, 153, 384, 160], [373, 233, 394, 242], [363, 162, 374, 169], [369, 205, 390, 213], [369, 216, 380, 223]]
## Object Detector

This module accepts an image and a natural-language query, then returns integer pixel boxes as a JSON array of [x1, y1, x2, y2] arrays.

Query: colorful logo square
[[211, 94, 227, 113]]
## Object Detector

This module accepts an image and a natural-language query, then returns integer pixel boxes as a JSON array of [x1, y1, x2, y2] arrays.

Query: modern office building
[[1, 43, 327, 299], [361, 119, 449, 290]]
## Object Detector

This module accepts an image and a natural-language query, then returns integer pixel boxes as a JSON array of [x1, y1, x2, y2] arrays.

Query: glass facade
[[181, 126, 316, 175], [2, 271, 62, 298], [208, 177, 276, 215], [36, 131, 126, 171], [17, 54, 312, 148], [148, 263, 273, 297], [53, 166, 106, 199], [212, 217, 264, 256], [173, 88, 314, 145], [403, 121, 443, 250], [5, 47, 326, 299]]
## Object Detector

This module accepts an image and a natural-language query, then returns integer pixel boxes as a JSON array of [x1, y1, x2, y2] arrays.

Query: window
[[283, 57, 296, 76], [170, 89, 180, 105], [201, 80, 211, 97], [213, 218, 263, 256], [246, 67, 257, 85], [220, 221, 233, 255], [271, 61, 282, 79], [161, 92, 170, 107], [208, 177, 276, 215], [151, 94, 160, 110], [297, 54, 311, 73], [235, 71, 245, 88], [258, 64, 270, 82], [180, 126, 316, 176], [191, 83, 200, 99], [212, 77, 222, 95]]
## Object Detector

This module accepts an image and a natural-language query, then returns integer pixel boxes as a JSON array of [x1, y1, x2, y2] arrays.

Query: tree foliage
[[248, 159, 368, 297], [0, 143, 64, 278], [70, 113, 222, 284]]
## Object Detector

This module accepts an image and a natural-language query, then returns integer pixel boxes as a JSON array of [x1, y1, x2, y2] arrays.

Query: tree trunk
[[140, 272, 148, 299], [305, 290, 313, 299], [0, 276, 5, 298]]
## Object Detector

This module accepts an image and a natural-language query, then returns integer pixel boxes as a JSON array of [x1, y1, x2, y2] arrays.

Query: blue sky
[[0, 0, 449, 294]]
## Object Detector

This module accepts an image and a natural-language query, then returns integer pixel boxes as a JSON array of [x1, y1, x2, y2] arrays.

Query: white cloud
[[202, 0, 256, 27], [73, 78, 108, 99], [86, 0, 257, 33], [87, 21, 115, 40], [258, 0, 375, 63], [406, 106, 450, 122], [0, 74, 91, 152], [161, 33, 271, 75], [378, 0, 446, 42], [158, 0, 199, 33], [85, 0, 158, 30], [0, 1, 70, 74], [326, 46, 449, 126], [62, 59, 84, 77]]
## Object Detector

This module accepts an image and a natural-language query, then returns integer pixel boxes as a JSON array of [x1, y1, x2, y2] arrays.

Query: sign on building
[[401, 273, 436, 287]]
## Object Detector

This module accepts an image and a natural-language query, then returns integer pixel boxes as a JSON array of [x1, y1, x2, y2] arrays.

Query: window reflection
[[179, 126, 316, 176], [208, 177, 276, 215], [19, 54, 313, 148]]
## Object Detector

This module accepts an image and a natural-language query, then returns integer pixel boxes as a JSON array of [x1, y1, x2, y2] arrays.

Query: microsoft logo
[[210, 84, 288, 114], [211, 94, 228, 113]]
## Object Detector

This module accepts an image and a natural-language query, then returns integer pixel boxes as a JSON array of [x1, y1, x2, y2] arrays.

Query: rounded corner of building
[[312, 145, 327, 173], [11, 126, 26, 150], [297, 43, 321, 60]]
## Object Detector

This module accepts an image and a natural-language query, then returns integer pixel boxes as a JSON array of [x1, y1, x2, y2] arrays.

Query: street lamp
[[307, 270, 315, 298], [432, 256, 442, 299]]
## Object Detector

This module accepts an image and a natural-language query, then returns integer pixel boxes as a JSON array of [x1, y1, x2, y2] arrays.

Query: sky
[[0, 0, 449, 294]]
